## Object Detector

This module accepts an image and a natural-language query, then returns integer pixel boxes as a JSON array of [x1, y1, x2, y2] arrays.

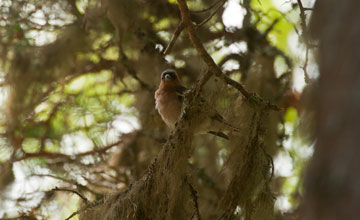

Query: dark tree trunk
[[302, 1, 360, 219]]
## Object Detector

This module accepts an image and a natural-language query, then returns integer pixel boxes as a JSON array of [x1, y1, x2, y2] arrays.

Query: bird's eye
[[165, 74, 172, 80]]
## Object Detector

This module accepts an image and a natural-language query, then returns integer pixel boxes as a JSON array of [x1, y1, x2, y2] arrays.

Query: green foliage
[[285, 107, 298, 123], [251, 0, 294, 53], [22, 138, 41, 153]]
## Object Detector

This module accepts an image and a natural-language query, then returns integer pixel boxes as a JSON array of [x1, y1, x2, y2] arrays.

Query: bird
[[154, 69, 240, 139]]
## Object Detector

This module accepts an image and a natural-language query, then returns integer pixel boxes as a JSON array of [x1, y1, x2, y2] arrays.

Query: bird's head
[[161, 69, 179, 82]]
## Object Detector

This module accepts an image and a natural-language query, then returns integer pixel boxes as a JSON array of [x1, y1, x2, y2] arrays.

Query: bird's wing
[[176, 85, 187, 103], [154, 89, 160, 109]]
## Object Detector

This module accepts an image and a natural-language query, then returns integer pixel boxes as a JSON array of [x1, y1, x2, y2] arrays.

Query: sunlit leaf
[[285, 107, 298, 123]]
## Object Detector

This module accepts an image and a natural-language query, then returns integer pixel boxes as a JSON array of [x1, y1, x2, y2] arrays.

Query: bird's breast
[[155, 91, 182, 129]]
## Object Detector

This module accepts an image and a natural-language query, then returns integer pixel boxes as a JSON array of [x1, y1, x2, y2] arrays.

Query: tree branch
[[191, 0, 226, 13], [177, 0, 280, 110], [163, 21, 185, 55], [196, 0, 226, 27], [187, 177, 201, 220], [297, 0, 311, 83], [52, 187, 88, 202], [163, 0, 226, 55], [15, 140, 122, 161]]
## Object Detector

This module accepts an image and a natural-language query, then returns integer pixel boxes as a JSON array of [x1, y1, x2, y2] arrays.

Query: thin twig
[[303, 46, 310, 83], [163, 21, 185, 55], [187, 177, 201, 220], [177, 0, 217, 90], [163, 0, 226, 55], [65, 198, 105, 220], [118, 48, 152, 91], [297, 0, 311, 83], [195, 70, 213, 97], [303, 7, 313, 11], [177, 0, 280, 111], [53, 187, 88, 202], [297, 0, 307, 32], [15, 140, 122, 161], [65, 211, 80, 220], [191, 0, 226, 13], [263, 18, 279, 37], [35, 174, 99, 195], [196, 0, 226, 27], [259, 144, 274, 183], [218, 53, 244, 67]]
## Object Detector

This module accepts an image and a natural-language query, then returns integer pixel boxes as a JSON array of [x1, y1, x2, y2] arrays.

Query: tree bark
[[302, 1, 360, 219]]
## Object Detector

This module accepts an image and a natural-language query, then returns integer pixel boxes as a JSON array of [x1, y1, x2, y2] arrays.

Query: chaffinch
[[155, 69, 239, 139]]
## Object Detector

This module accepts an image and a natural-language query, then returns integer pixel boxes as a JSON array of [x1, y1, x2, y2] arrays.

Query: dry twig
[[187, 177, 201, 220], [53, 187, 88, 202], [191, 0, 226, 13], [196, 0, 226, 27], [163, 21, 185, 55], [163, 0, 226, 55], [177, 0, 279, 110], [15, 140, 122, 161], [297, 0, 311, 83]]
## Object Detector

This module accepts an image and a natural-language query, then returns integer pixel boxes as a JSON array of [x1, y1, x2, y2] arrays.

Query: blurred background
[[0, 0, 317, 219]]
